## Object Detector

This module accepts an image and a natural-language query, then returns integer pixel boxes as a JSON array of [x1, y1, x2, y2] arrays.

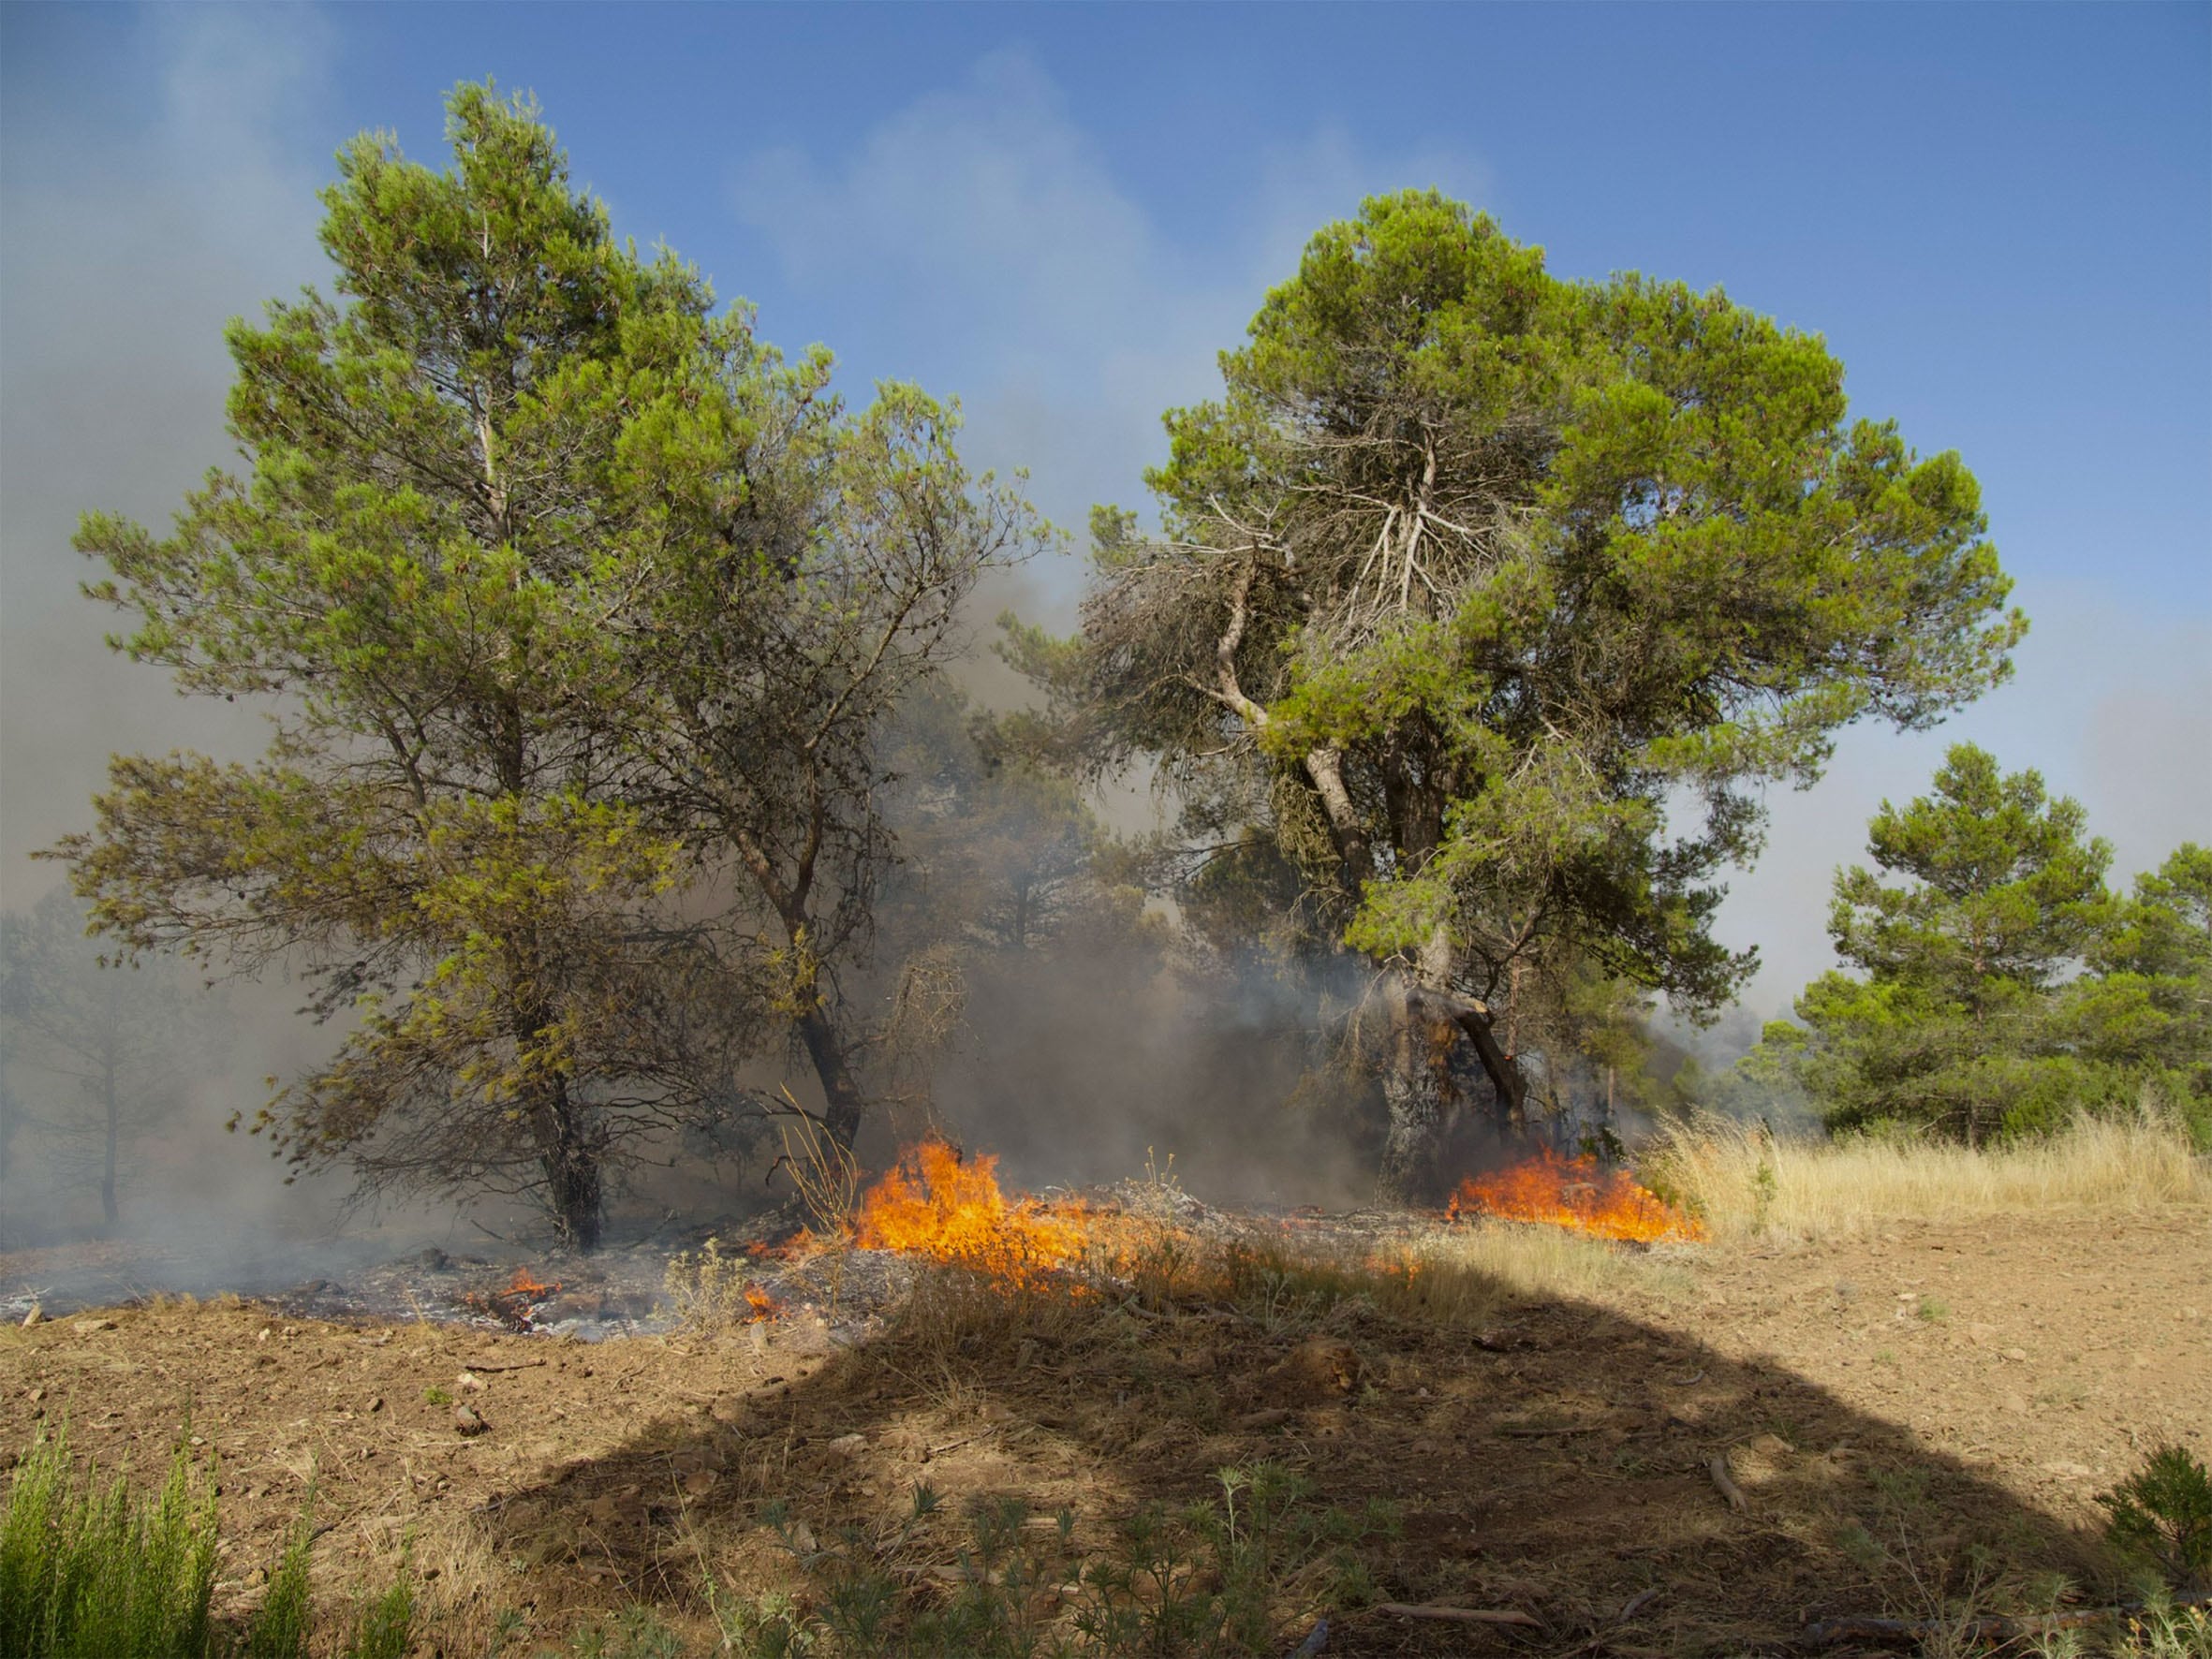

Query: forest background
[[0, 3, 2205, 1237]]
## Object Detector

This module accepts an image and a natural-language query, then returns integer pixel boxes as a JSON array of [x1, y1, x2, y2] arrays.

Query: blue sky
[[3, 2, 2207, 1014]]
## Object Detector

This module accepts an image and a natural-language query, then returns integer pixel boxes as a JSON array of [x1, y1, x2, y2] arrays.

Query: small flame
[[503, 1266, 561, 1299], [742, 1283, 782, 1322], [1447, 1149, 1705, 1243], [853, 1137, 1088, 1287], [462, 1265, 565, 1330]]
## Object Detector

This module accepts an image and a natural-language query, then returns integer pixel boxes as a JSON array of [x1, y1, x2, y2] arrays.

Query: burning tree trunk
[[1379, 994, 1456, 1197], [1376, 972, 1528, 1199]]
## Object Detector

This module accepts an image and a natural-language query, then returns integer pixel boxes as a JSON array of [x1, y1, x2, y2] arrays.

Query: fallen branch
[[1803, 1593, 2212, 1647], [456, 1358, 546, 1373], [1616, 1586, 1663, 1621], [1377, 1602, 1541, 1628], [1707, 1454, 1749, 1512]]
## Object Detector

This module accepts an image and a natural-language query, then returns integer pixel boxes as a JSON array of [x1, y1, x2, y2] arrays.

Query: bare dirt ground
[[2, 1201, 2205, 1656]]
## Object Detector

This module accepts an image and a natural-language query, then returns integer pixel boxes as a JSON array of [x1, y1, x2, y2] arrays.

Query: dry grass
[[663, 1236, 785, 1332], [1357, 1218, 1685, 1317], [1646, 1104, 2210, 1242]]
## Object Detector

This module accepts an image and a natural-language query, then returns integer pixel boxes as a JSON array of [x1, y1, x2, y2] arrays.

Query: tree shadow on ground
[[479, 1258, 2120, 1657]]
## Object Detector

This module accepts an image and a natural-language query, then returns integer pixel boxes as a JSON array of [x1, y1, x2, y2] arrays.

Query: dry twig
[[1377, 1602, 1541, 1627], [1707, 1453, 1749, 1512]]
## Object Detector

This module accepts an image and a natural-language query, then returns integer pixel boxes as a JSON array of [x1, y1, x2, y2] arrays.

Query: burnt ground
[[1, 1201, 2205, 1655]]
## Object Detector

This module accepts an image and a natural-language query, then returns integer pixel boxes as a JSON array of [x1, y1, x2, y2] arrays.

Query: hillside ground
[[2, 1123, 2206, 1656]]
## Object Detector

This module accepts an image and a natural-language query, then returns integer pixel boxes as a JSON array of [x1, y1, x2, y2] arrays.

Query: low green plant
[[422, 1385, 453, 1406], [344, 1567, 416, 1659], [0, 1420, 217, 1659], [2100, 1445, 2212, 1592], [719, 1462, 1394, 1656], [242, 1503, 317, 1659], [560, 1607, 689, 1659], [2116, 1594, 2212, 1659], [0, 1422, 414, 1659]]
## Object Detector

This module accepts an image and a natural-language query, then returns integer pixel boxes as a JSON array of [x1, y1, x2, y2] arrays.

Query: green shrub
[[2100, 1445, 2212, 1592], [343, 1567, 416, 1659], [0, 1420, 217, 1659], [243, 1508, 316, 1659], [0, 1422, 415, 1659]]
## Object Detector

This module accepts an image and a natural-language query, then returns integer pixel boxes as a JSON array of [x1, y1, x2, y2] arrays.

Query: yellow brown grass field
[[2, 1116, 2206, 1655]]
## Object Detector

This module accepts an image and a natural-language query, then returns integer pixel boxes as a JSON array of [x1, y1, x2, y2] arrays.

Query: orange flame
[[1447, 1149, 1705, 1243], [461, 1265, 564, 1329], [742, 1283, 782, 1322], [503, 1266, 561, 1299], [853, 1137, 1088, 1287]]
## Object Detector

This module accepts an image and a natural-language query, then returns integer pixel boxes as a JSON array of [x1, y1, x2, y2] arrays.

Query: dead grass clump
[[664, 1237, 786, 1335], [1404, 1217, 1687, 1306], [1648, 1103, 2209, 1241]]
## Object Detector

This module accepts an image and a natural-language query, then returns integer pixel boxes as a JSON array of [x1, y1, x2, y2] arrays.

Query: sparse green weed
[[715, 1461, 1394, 1656], [2100, 1445, 2212, 1592], [0, 1421, 414, 1659]]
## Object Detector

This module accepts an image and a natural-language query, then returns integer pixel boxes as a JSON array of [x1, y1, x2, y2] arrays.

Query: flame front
[[1447, 1149, 1705, 1243], [503, 1266, 560, 1299], [742, 1283, 782, 1322], [853, 1137, 1087, 1287]]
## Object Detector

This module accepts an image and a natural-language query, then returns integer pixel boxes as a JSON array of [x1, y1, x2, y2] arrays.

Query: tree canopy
[[54, 84, 1039, 1246], [1048, 191, 2025, 1189], [1742, 744, 2208, 1143]]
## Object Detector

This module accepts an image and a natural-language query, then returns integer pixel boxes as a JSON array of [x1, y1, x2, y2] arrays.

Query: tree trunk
[[796, 1004, 869, 1152], [100, 1054, 119, 1234], [1377, 987, 1457, 1199], [1374, 928, 1529, 1200], [515, 997, 600, 1251], [526, 1076, 601, 1253], [1450, 1002, 1526, 1134]]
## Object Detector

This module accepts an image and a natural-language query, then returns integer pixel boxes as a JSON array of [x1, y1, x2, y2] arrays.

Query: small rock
[[1271, 1337, 1364, 1398], [453, 1404, 489, 1437], [456, 1371, 486, 1393], [2002, 1347, 2028, 1363], [825, 1432, 866, 1457], [366, 1396, 384, 1414], [256, 1328, 272, 1344], [20, 1304, 40, 1328], [1967, 1322, 1998, 1345], [73, 1318, 115, 1334], [682, 1469, 717, 1497], [26, 1387, 45, 1403], [1237, 1407, 1294, 1431]]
